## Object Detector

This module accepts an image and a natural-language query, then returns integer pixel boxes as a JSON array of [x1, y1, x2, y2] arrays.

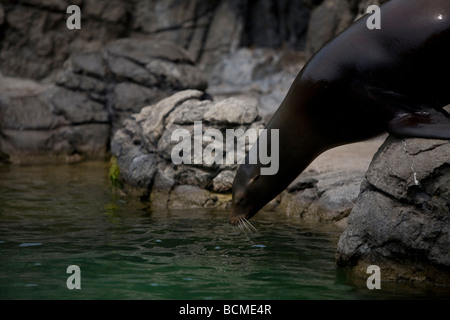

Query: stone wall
[[0, 0, 381, 81], [0, 38, 207, 164]]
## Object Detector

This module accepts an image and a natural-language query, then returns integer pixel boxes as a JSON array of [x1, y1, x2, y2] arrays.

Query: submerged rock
[[336, 136, 450, 285]]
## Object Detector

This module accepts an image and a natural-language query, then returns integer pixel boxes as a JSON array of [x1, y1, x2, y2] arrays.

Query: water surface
[[0, 162, 449, 299]]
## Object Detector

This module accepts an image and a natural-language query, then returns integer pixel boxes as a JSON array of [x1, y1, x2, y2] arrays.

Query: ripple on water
[[19, 243, 43, 247]]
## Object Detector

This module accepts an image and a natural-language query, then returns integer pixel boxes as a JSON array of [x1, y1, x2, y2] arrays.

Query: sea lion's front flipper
[[366, 86, 450, 139], [387, 108, 450, 139]]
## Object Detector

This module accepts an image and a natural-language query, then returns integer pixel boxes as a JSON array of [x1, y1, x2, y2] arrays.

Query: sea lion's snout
[[229, 214, 243, 226], [230, 162, 264, 226], [229, 199, 248, 226], [229, 189, 251, 225], [229, 191, 258, 226]]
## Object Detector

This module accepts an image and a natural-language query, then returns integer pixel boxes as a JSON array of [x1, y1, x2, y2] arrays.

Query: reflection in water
[[0, 162, 449, 299]]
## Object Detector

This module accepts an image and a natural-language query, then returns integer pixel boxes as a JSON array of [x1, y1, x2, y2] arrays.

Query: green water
[[0, 161, 449, 300]]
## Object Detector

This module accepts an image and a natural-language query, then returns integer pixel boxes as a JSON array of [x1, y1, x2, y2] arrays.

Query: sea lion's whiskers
[[243, 218, 260, 235], [237, 218, 254, 241], [240, 218, 254, 235], [237, 218, 247, 235]]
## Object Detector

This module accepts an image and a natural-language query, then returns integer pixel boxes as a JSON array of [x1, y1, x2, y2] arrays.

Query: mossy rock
[[108, 156, 122, 188]]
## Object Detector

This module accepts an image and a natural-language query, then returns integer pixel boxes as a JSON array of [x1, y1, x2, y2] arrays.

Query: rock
[[204, 98, 258, 125], [110, 122, 154, 190], [104, 40, 207, 130], [104, 54, 158, 86], [277, 170, 364, 223], [111, 90, 265, 208], [0, 149, 9, 164], [83, 0, 127, 24], [212, 170, 236, 193], [56, 38, 207, 132], [336, 136, 450, 284], [132, 0, 215, 57], [168, 185, 212, 209], [366, 138, 450, 201], [48, 87, 109, 124], [303, 0, 325, 8], [307, 171, 362, 222], [0, 78, 67, 131], [137, 90, 207, 147], [20, 0, 74, 11], [70, 52, 108, 78], [111, 82, 165, 113], [0, 74, 109, 163], [167, 100, 214, 125], [55, 70, 106, 93], [305, 0, 354, 59], [240, 0, 310, 50], [208, 47, 305, 122], [104, 38, 195, 66], [304, 0, 391, 59], [197, 0, 245, 73]]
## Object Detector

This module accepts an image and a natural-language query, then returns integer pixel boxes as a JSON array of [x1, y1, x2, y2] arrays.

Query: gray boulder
[[203, 98, 258, 125], [276, 170, 364, 224], [212, 170, 236, 193], [336, 136, 450, 284], [111, 89, 265, 208]]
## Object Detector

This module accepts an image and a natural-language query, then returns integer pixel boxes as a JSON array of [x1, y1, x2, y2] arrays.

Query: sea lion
[[230, 0, 450, 226]]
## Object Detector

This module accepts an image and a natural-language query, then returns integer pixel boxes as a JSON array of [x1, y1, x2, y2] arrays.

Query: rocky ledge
[[336, 136, 450, 285]]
